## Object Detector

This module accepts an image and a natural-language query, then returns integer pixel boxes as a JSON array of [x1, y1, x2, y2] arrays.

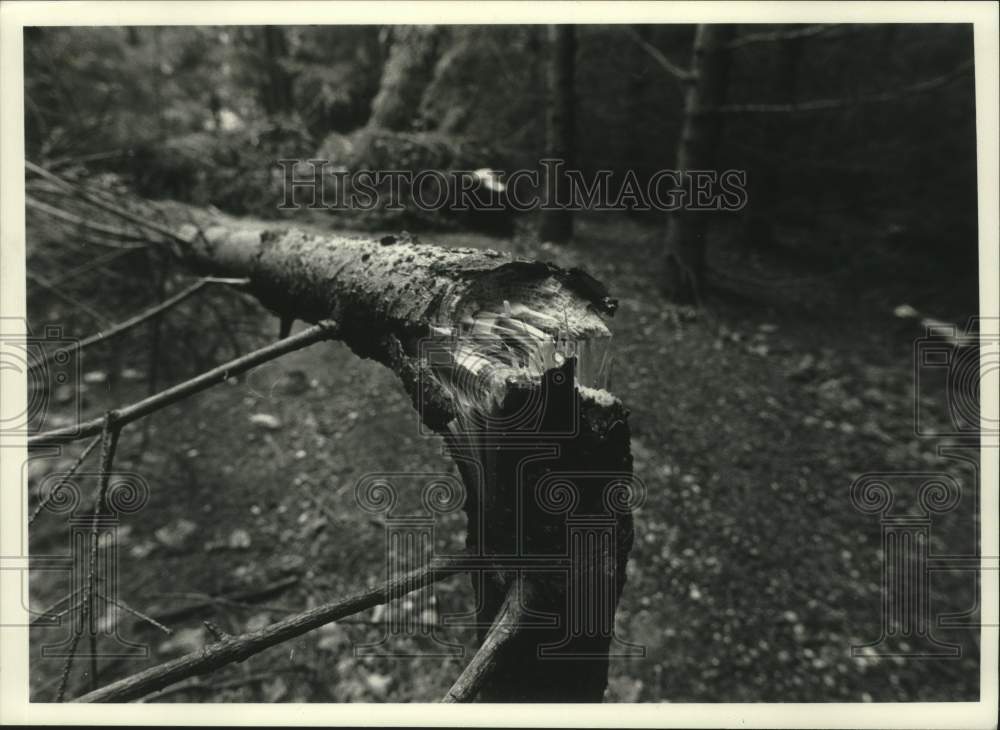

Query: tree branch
[[623, 26, 693, 82], [72, 555, 469, 702], [29, 320, 338, 446], [25, 161, 187, 249], [26, 195, 149, 247], [30, 277, 249, 373], [29, 435, 101, 525], [709, 58, 973, 114], [442, 585, 523, 702], [725, 23, 841, 50]]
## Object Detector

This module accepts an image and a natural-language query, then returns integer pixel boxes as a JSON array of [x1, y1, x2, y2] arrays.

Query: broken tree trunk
[[663, 24, 735, 303], [169, 213, 635, 701]]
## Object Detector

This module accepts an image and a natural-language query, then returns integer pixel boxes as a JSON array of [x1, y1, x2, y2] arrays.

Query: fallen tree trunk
[[177, 216, 638, 701], [30, 175, 637, 701]]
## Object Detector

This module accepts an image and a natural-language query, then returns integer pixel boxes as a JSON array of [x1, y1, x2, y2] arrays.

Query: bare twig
[[47, 247, 144, 286], [31, 593, 85, 628], [29, 435, 101, 525], [442, 584, 523, 702], [145, 576, 302, 624], [725, 23, 841, 49], [30, 277, 249, 373], [138, 671, 282, 701], [73, 555, 469, 702], [86, 415, 121, 692], [25, 161, 189, 248], [97, 593, 172, 636], [29, 320, 338, 446], [26, 195, 149, 247], [202, 620, 231, 642], [710, 58, 973, 114], [54, 630, 83, 702], [25, 271, 110, 326], [623, 26, 693, 82]]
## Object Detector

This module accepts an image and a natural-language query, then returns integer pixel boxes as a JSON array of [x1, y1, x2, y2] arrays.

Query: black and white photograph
[[0, 1, 997, 726]]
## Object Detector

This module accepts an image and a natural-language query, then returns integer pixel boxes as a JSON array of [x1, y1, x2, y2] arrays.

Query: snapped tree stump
[[29, 177, 638, 701], [175, 220, 638, 701]]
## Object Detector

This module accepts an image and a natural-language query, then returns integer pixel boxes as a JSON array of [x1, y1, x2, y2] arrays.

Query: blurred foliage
[[24, 23, 977, 253]]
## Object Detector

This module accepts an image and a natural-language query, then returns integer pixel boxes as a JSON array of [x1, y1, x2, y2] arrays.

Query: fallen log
[[30, 174, 637, 701]]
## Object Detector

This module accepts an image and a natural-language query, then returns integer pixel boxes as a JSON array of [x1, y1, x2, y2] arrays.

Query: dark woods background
[[23, 24, 982, 704], [25, 24, 978, 312]]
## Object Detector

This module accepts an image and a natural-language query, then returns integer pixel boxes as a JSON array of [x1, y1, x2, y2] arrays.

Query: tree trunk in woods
[[165, 211, 634, 701], [539, 24, 576, 244], [260, 27, 294, 116], [367, 26, 446, 131], [628, 25, 653, 190], [743, 33, 803, 250], [663, 24, 735, 303]]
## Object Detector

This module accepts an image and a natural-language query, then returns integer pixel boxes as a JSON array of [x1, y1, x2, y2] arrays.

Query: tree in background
[[741, 33, 803, 252], [539, 24, 576, 244], [367, 25, 446, 131], [662, 24, 734, 304], [258, 27, 294, 117]]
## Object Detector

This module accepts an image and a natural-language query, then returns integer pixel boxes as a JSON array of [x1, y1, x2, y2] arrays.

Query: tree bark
[[539, 25, 576, 244], [169, 214, 634, 701], [663, 24, 735, 303], [260, 27, 294, 116]]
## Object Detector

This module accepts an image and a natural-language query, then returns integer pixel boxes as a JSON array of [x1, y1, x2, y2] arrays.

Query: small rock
[[82, 370, 107, 384], [228, 528, 252, 549], [365, 673, 392, 699], [262, 677, 288, 702], [130, 540, 156, 559], [154, 518, 198, 550], [788, 354, 817, 381], [249, 413, 282, 430]]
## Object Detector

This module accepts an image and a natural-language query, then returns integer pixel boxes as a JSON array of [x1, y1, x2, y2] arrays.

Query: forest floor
[[27, 211, 981, 703]]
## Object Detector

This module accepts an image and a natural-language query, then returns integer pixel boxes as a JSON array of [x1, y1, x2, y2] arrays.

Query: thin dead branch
[[442, 585, 523, 702], [710, 58, 973, 114], [25, 161, 187, 249], [29, 320, 338, 446], [30, 277, 249, 373], [29, 435, 101, 525], [26, 195, 149, 247], [624, 26, 693, 82], [725, 23, 842, 49], [73, 555, 469, 702]]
